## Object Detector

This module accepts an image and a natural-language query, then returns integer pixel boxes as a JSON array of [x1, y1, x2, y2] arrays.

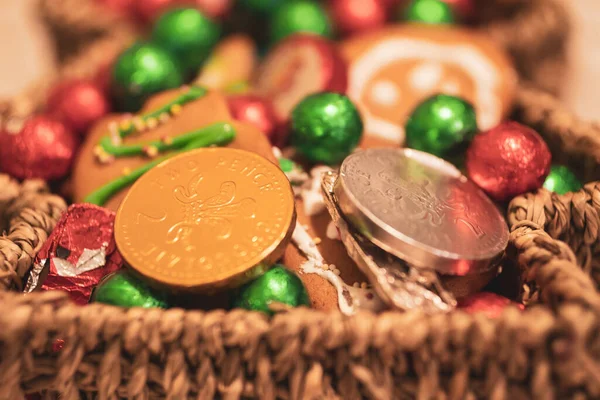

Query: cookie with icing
[[195, 34, 258, 92], [340, 24, 517, 148], [73, 86, 275, 211], [282, 165, 384, 314]]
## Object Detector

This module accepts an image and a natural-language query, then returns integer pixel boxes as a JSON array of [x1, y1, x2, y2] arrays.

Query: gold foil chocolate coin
[[115, 148, 296, 291]]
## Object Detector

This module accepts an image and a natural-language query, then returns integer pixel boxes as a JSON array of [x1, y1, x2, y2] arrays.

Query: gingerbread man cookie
[[341, 25, 517, 148], [73, 86, 275, 211]]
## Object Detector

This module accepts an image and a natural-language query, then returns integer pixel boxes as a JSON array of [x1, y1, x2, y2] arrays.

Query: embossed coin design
[[334, 148, 509, 275], [115, 148, 296, 291]]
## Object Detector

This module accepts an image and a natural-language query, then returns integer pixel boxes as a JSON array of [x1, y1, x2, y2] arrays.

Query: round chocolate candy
[[465, 122, 551, 201], [111, 42, 183, 112], [290, 92, 363, 165], [92, 270, 169, 308], [270, 0, 332, 43], [152, 8, 221, 75], [403, 0, 455, 24], [405, 94, 478, 159], [231, 265, 310, 315], [115, 148, 296, 291], [334, 148, 508, 275], [543, 165, 583, 195]]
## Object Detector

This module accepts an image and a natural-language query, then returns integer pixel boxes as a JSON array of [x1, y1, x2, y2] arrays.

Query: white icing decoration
[[370, 80, 401, 106], [348, 39, 502, 143], [326, 220, 340, 240], [440, 81, 461, 95], [292, 223, 384, 315], [291, 223, 325, 265], [300, 166, 332, 217], [109, 122, 121, 145], [274, 148, 384, 314], [409, 62, 444, 92], [53, 244, 108, 277]]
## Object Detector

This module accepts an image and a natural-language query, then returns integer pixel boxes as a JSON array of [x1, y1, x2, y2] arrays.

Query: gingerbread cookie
[[195, 34, 258, 92], [340, 25, 517, 147], [73, 86, 275, 211], [281, 164, 383, 313]]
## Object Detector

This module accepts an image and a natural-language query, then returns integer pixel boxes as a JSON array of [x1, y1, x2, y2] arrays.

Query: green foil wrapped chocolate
[[291, 92, 363, 165], [231, 265, 310, 315], [239, 0, 290, 15], [92, 270, 169, 308], [543, 165, 583, 195], [111, 42, 183, 112], [403, 0, 455, 24], [152, 8, 221, 75], [405, 94, 477, 158], [270, 1, 332, 43]]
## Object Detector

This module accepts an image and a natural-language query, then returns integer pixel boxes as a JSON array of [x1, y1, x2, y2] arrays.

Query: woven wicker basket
[[3, 0, 600, 398]]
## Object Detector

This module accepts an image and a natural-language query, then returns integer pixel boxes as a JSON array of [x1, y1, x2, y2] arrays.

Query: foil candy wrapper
[[25, 203, 123, 305]]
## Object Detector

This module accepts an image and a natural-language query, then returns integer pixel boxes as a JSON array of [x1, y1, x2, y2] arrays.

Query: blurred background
[[0, 0, 597, 120]]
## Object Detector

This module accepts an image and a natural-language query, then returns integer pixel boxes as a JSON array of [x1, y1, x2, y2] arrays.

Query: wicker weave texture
[[0, 0, 599, 398]]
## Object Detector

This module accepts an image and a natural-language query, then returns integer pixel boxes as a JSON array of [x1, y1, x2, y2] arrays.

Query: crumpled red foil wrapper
[[25, 204, 123, 305]]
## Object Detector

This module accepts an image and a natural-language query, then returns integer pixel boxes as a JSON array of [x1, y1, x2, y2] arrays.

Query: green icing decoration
[[85, 124, 235, 206], [100, 122, 230, 157], [114, 85, 207, 139]]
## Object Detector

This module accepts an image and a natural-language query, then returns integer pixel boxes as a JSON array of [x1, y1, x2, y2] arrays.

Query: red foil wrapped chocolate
[[0, 115, 78, 180], [458, 292, 524, 319], [466, 121, 551, 202], [25, 204, 123, 305], [47, 79, 111, 135], [130, 0, 172, 22], [228, 95, 280, 144], [329, 0, 389, 36], [194, 0, 233, 19]]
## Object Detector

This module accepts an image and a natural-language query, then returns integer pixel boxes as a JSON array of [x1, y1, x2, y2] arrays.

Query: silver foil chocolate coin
[[334, 148, 509, 275]]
